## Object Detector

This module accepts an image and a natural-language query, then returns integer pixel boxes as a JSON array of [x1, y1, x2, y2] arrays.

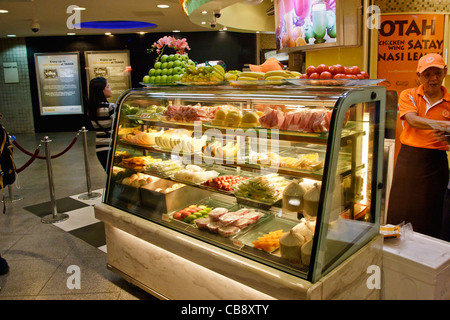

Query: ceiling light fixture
[[73, 7, 86, 11], [0, 9, 8, 13], [67, 33, 76, 35], [157, 4, 170, 8], [172, 30, 180, 33], [201, 11, 207, 14], [7, 35, 16, 37]]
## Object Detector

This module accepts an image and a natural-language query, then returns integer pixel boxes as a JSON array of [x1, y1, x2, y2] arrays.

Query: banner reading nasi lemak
[[377, 14, 445, 95]]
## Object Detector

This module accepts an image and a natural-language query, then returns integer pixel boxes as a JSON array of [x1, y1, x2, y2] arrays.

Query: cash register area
[[0, 131, 156, 299]]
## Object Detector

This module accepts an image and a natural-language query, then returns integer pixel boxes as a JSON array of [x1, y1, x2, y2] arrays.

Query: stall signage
[[377, 14, 445, 94], [34, 52, 83, 116], [85, 50, 131, 104]]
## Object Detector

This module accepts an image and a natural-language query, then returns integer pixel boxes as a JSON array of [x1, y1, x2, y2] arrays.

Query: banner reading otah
[[377, 14, 445, 94]]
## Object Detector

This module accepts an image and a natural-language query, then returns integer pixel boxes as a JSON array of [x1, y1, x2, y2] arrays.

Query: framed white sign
[[85, 50, 131, 103], [34, 52, 83, 116]]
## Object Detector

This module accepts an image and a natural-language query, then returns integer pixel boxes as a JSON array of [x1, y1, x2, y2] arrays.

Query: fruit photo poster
[[377, 14, 445, 95], [85, 50, 131, 104]]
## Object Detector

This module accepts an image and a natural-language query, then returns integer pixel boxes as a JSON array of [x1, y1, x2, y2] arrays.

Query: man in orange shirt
[[387, 53, 450, 239]]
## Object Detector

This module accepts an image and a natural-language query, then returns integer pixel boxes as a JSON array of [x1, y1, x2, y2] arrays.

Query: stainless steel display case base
[[95, 203, 383, 300]]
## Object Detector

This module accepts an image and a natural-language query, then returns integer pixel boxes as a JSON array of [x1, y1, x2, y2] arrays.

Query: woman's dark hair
[[87, 76, 108, 117]]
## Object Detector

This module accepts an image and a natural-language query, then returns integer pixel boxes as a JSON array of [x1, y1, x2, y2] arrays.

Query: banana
[[210, 71, 225, 82], [287, 71, 302, 78], [212, 65, 225, 76], [225, 73, 238, 81], [238, 71, 265, 79], [237, 76, 259, 81], [264, 70, 289, 78], [264, 76, 286, 80]]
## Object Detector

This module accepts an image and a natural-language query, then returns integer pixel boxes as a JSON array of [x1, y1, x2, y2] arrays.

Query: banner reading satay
[[377, 14, 445, 95]]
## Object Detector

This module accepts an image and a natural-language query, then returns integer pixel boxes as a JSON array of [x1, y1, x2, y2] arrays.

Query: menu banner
[[35, 52, 83, 116], [377, 14, 445, 94], [85, 50, 131, 104]]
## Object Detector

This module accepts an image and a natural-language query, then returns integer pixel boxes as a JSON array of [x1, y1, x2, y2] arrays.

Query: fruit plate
[[228, 79, 289, 86], [126, 115, 163, 122], [139, 82, 182, 87], [167, 196, 236, 226], [119, 138, 155, 149], [175, 81, 228, 86], [233, 216, 296, 254], [285, 79, 385, 87]]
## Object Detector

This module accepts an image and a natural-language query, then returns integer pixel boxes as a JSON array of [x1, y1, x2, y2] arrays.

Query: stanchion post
[[41, 136, 68, 224], [2, 183, 23, 202], [78, 127, 101, 200]]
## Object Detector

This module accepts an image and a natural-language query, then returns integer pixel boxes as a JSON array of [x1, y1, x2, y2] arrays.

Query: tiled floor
[[0, 131, 156, 300]]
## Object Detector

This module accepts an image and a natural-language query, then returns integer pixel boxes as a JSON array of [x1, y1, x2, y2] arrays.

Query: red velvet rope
[[13, 136, 78, 160], [15, 148, 40, 173]]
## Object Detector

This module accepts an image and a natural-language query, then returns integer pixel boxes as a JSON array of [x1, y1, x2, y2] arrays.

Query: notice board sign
[[34, 52, 83, 116], [377, 14, 445, 94], [85, 50, 131, 104]]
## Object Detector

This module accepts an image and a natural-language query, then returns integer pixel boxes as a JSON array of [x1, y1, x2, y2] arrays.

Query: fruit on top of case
[[249, 57, 284, 73]]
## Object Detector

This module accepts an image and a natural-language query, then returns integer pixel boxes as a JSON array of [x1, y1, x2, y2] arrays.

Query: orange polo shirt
[[399, 85, 450, 150]]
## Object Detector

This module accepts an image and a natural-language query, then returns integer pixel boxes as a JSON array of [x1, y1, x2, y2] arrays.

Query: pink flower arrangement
[[152, 36, 191, 55]]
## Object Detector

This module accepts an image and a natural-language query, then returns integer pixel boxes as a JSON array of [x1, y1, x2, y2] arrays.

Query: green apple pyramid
[[142, 53, 195, 85]]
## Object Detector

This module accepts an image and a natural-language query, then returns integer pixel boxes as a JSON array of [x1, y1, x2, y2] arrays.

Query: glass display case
[[104, 83, 386, 284]]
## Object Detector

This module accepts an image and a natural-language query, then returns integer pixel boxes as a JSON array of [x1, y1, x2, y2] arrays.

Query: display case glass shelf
[[106, 84, 386, 283]]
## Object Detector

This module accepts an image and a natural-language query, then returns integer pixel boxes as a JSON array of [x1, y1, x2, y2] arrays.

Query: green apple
[[173, 60, 181, 68], [160, 54, 168, 63], [167, 61, 174, 69], [168, 54, 174, 62], [161, 75, 167, 83], [172, 74, 181, 82], [155, 69, 162, 76], [148, 68, 156, 76], [143, 75, 150, 83], [187, 60, 195, 66], [174, 53, 181, 60], [161, 68, 168, 76], [161, 62, 168, 69], [167, 75, 173, 83], [173, 66, 181, 74], [181, 54, 189, 62], [155, 75, 161, 83], [154, 61, 162, 69], [167, 68, 173, 75], [149, 76, 156, 83]]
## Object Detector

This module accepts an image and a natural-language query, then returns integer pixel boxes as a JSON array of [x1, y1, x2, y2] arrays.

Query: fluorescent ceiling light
[[157, 4, 170, 8], [0, 10, 8, 13]]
